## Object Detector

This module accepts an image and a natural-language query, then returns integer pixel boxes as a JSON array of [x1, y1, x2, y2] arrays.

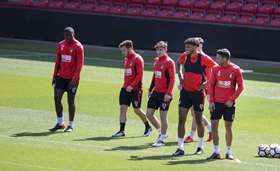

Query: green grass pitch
[[0, 40, 280, 171]]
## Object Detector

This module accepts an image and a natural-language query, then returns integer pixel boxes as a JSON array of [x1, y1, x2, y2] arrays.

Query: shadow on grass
[[129, 153, 197, 161], [11, 131, 62, 137], [166, 158, 214, 165], [74, 135, 143, 142]]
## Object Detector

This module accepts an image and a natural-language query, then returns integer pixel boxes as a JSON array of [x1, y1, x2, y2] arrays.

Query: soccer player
[[172, 38, 217, 156], [207, 49, 244, 160], [112, 40, 152, 137], [185, 37, 213, 143], [146, 41, 176, 147], [49, 27, 84, 132]]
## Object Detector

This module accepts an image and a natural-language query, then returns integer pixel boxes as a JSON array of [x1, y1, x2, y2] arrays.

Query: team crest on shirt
[[217, 70, 221, 77], [70, 48, 74, 53], [61, 45, 64, 51], [160, 64, 164, 70], [229, 73, 233, 78]]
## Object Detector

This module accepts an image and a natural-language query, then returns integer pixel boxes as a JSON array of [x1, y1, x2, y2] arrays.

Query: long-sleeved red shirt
[[122, 51, 144, 90], [149, 55, 176, 96], [178, 51, 217, 92], [208, 62, 245, 103], [53, 38, 84, 81]]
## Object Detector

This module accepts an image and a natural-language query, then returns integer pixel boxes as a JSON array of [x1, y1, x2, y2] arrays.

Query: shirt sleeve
[[208, 67, 217, 103], [202, 54, 217, 69], [230, 67, 245, 101], [166, 60, 176, 96], [130, 57, 144, 88], [148, 74, 155, 92], [72, 45, 84, 81], [53, 44, 61, 78], [178, 53, 186, 65]]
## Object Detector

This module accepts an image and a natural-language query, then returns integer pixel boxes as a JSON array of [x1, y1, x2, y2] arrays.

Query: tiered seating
[[1, 0, 280, 28]]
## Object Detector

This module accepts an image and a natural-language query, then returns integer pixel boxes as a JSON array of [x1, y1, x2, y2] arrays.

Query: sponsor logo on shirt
[[217, 80, 231, 88], [155, 71, 162, 78], [125, 68, 132, 76], [61, 55, 72, 62]]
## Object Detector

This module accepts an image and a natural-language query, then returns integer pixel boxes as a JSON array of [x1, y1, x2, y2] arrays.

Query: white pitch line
[[0, 160, 71, 171], [0, 135, 280, 169]]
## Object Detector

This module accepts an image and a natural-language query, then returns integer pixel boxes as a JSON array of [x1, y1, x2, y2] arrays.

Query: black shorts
[[119, 88, 142, 108], [179, 89, 205, 112], [54, 76, 78, 94], [211, 102, 236, 122], [147, 92, 172, 111]]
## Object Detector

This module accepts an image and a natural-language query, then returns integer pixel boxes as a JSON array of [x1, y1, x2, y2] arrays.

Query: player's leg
[[202, 115, 213, 142], [64, 90, 76, 132], [131, 90, 152, 136], [146, 92, 161, 135], [185, 107, 196, 143], [207, 102, 223, 160], [173, 107, 189, 156], [224, 104, 235, 160], [112, 88, 129, 137], [49, 77, 66, 132]]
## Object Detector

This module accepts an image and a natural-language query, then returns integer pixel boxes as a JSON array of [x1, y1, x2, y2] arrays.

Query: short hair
[[196, 37, 204, 44], [64, 27, 75, 34], [154, 41, 168, 49], [184, 38, 200, 46], [216, 48, 231, 59], [119, 40, 133, 49]]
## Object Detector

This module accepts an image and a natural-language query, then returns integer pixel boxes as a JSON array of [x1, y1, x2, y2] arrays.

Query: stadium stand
[[1, 0, 280, 28]]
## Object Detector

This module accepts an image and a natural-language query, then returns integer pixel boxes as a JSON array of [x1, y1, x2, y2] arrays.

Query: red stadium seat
[[162, 0, 178, 6], [178, 0, 195, 9], [142, 6, 158, 16], [226, 1, 243, 12], [189, 9, 205, 20], [253, 15, 270, 25], [49, 0, 64, 8], [270, 16, 280, 26], [95, 1, 111, 12], [220, 12, 238, 23], [242, 2, 258, 13], [173, 8, 190, 19], [64, 0, 81, 10], [257, 3, 275, 14], [130, 0, 146, 4], [33, 0, 49, 7], [237, 14, 254, 24], [273, 6, 280, 15], [127, 4, 143, 15], [194, 0, 211, 10], [110, 3, 127, 14], [147, 0, 162, 5], [205, 11, 221, 21], [209, 1, 226, 11], [80, 0, 96, 11], [158, 7, 175, 17]]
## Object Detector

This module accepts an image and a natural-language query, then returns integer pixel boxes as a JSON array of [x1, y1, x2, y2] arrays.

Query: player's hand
[[209, 102, 215, 112], [52, 77, 56, 87], [198, 81, 207, 91], [126, 86, 133, 92], [225, 100, 233, 107], [178, 83, 183, 90], [164, 94, 171, 102]]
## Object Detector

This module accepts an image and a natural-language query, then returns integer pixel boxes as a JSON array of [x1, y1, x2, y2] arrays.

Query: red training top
[[149, 55, 176, 96], [122, 51, 144, 90], [53, 38, 84, 81], [208, 62, 245, 103], [178, 51, 217, 92]]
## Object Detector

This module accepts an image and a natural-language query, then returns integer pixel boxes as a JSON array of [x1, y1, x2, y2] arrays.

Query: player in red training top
[[112, 40, 151, 138], [207, 49, 244, 160], [49, 27, 84, 133], [146, 41, 176, 147], [184, 37, 214, 144], [172, 38, 216, 157]]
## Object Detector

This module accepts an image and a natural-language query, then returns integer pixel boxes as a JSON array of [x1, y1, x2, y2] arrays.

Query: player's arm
[[166, 60, 176, 96], [199, 55, 217, 90], [130, 57, 144, 89], [72, 45, 84, 84], [230, 68, 245, 101], [208, 68, 216, 111], [176, 54, 185, 89], [148, 74, 155, 97], [52, 44, 61, 85]]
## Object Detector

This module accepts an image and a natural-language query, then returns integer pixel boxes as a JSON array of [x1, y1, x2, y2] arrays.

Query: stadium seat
[[178, 0, 195, 9], [220, 12, 238, 23], [158, 7, 175, 18], [126, 4, 143, 15], [257, 2, 275, 14], [33, 0, 49, 8], [205, 11, 221, 21], [189, 9, 205, 20], [48, 0, 64, 8], [147, 0, 162, 5], [142, 6, 158, 16], [226, 1, 243, 12], [64, 0, 81, 10], [209, 1, 226, 11], [253, 15, 270, 25], [173, 8, 189, 19], [273, 6, 280, 15], [80, 0, 96, 11], [95, 0, 112, 12], [130, 0, 146, 4], [162, 0, 178, 6], [270, 16, 280, 26], [193, 0, 211, 10], [110, 3, 127, 14], [237, 14, 254, 24], [242, 2, 258, 13]]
